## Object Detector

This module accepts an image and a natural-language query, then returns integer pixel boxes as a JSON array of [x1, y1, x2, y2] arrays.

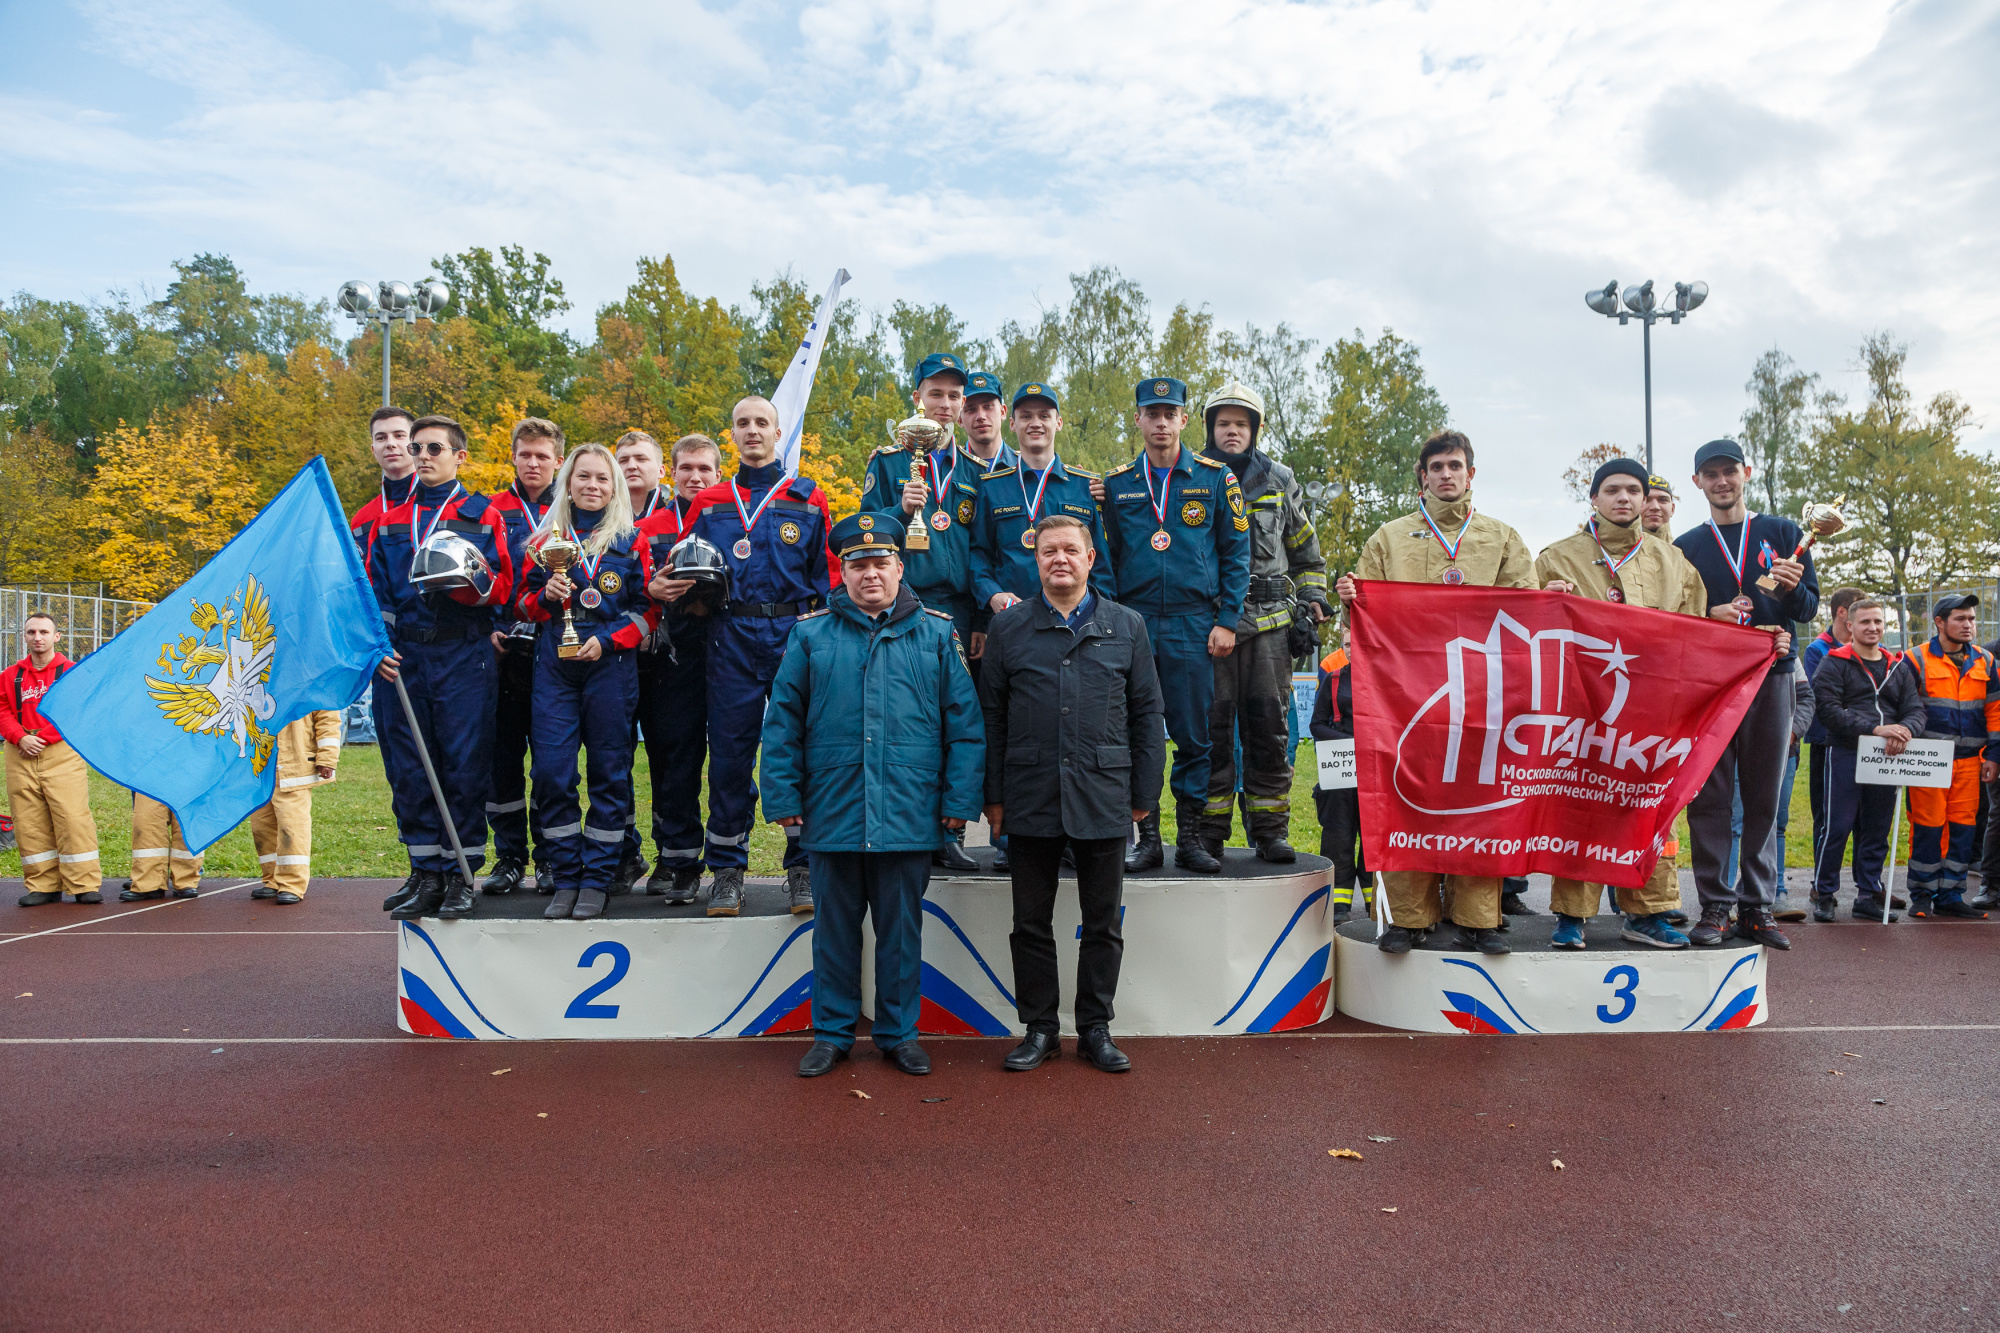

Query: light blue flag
[[41, 458, 391, 852]]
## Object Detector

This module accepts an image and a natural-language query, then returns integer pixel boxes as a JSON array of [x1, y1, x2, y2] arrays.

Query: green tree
[[1049, 266, 1153, 471], [1740, 347, 1820, 516], [1802, 333, 1990, 598], [429, 245, 576, 397], [1293, 329, 1450, 576], [1218, 322, 1320, 457]]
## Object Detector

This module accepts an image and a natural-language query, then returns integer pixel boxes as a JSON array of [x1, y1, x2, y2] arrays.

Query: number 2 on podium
[[566, 941, 632, 1019]]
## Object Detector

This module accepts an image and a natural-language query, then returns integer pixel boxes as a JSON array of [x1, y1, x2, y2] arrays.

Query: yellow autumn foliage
[[714, 429, 862, 519], [90, 412, 260, 600]]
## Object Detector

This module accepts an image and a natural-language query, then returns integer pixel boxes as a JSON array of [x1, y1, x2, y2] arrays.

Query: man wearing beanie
[[1534, 456, 1707, 949], [1672, 438, 1819, 950]]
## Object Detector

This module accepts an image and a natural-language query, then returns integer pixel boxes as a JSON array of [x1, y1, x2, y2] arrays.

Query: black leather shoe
[[661, 867, 702, 904], [1457, 925, 1510, 955], [17, 891, 62, 906], [991, 845, 1010, 872], [610, 852, 644, 895], [75, 891, 103, 904], [933, 840, 977, 873], [1500, 892, 1539, 916], [543, 889, 578, 920], [1255, 838, 1297, 864], [1175, 837, 1222, 874], [1852, 897, 1898, 922], [120, 887, 166, 902], [251, 886, 277, 899], [1812, 895, 1838, 922], [887, 1040, 931, 1075], [169, 887, 198, 899], [1125, 815, 1164, 872], [1377, 925, 1418, 954], [1734, 907, 1792, 949], [383, 871, 423, 913], [1078, 1025, 1131, 1072], [1004, 1030, 1061, 1071], [571, 887, 608, 920], [274, 891, 303, 905], [483, 860, 525, 895], [436, 871, 477, 918], [797, 1041, 849, 1077], [389, 872, 445, 920]]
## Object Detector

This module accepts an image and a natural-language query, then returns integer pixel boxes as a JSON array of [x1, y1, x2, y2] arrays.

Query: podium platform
[[394, 849, 1337, 1040], [1333, 914, 1768, 1034]]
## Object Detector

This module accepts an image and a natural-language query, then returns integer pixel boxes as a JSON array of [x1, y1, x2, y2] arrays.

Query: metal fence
[[1801, 582, 2000, 653], [0, 584, 153, 658]]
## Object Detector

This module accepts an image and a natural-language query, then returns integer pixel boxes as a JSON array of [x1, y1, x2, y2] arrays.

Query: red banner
[[1350, 581, 1774, 886]]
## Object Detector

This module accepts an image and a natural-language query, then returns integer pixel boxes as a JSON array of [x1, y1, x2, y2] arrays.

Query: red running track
[[2, 878, 1997, 1332]]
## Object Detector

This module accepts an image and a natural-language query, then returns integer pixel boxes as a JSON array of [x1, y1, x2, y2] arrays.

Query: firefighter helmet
[[669, 534, 730, 614], [409, 530, 494, 601]]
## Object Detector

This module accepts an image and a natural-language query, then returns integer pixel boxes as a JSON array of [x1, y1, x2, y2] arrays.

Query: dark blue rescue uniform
[[861, 442, 985, 642], [633, 499, 710, 874], [364, 481, 515, 874], [968, 454, 1116, 608], [515, 508, 660, 893], [485, 480, 553, 877], [687, 461, 835, 872], [1100, 443, 1250, 815]]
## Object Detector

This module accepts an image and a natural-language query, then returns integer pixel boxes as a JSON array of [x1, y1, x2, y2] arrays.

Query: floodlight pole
[[381, 320, 393, 408], [1584, 279, 1707, 477]]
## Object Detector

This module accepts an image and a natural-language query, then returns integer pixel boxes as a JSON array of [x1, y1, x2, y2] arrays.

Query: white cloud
[[7, 0, 1994, 545]]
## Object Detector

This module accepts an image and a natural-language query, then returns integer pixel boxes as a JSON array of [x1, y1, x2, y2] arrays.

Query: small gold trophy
[[534, 537, 585, 659], [1755, 494, 1848, 592], [891, 415, 948, 552]]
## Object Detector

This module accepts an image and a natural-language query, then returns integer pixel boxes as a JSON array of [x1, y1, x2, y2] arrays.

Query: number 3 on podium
[[1597, 964, 1638, 1024]]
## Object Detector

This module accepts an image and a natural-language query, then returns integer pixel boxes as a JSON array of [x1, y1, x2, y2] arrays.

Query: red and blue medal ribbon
[[926, 448, 957, 506], [1589, 518, 1643, 580], [636, 486, 667, 520], [1419, 502, 1473, 562], [409, 482, 463, 553], [1141, 459, 1174, 532], [731, 479, 784, 549], [1707, 513, 1757, 621], [511, 481, 548, 527], [1017, 460, 1055, 527]]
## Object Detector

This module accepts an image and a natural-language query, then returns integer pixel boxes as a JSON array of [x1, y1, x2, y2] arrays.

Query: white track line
[[0, 881, 256, 946], [3, 1024, 1999, 1046], [2, 930, 393, 936]]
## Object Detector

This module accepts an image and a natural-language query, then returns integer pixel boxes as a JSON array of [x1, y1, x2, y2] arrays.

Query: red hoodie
[[0, 653, 74, 747]]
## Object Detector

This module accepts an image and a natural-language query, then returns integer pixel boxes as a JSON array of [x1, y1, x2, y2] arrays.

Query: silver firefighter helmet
[[409, 530, 494, 601]]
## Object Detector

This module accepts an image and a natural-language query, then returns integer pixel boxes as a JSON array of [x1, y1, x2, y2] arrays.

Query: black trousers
[[489, 642, 544, 869], [1811, 745, 1894, 900], [1312, 787, 1370, 889], [1008, 833, 1125, 1034], [1981, 780, 2000, 887], [1808, 743, 1829, 870]]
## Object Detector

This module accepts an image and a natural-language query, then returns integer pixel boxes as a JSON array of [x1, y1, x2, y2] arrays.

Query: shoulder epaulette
[[1105, 461, 1136, 477], [870, 444, 899, 457], [1070, 467, 1099, 479], [796, 608, 831, 620], [988, 466, 1018, 479], [923, 607, 952, 620], [1196, 455, 1226, 469]]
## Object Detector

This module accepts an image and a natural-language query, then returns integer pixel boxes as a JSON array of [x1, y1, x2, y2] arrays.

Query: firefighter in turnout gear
[[1337, 429, 1536, 954], [1533, 456, 1705, 950], [249, 710, 342, 903], [1197, 380, 1329, 863]]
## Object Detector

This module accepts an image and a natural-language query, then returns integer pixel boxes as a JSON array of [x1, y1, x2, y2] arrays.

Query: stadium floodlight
[[1582, 275, 1709, 474], [338, 277, 451, 407]]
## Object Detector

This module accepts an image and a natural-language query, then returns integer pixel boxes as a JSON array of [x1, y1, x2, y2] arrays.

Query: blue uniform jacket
[[514, 513, 661, 658], [364, 480, 515, 641], [1100, 445, 1250, 628], [968, 454, 1116, 607], [861, 444, 986, 601], [488, 481, 553, 635], [688, 463, 835, 612], [759, 585, 986, 852]]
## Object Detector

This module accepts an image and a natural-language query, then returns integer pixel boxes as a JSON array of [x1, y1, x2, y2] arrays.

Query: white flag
[[773, 268, 851, 476]]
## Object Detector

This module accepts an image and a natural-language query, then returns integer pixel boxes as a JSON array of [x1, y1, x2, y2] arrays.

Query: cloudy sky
[[3, 0, 1992, 547]]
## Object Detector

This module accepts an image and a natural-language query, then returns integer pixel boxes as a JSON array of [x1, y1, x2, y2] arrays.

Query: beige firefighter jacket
[[1356, 493, 1536, 589], [1534, 518, 1705, 615], [272, 711, 342, 791]]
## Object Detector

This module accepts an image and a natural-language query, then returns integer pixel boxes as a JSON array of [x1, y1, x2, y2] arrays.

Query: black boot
[[382, 870, 423, 913], [1175, 807, 1222, 873], [1255, 837, 1297, 864], [436, 870, 478, 918], [933, 835, 977, 873], [1125, 814, 1164, 872], [389, 871, 445, 920]]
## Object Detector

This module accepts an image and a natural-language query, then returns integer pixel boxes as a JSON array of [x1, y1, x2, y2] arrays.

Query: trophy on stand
[[534, 536, 585, 658], [890, 415, 948, 552], [1755, 494, 1848, 592]]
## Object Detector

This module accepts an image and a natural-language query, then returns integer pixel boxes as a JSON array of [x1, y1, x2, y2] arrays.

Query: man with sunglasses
[[365, 415, 516, 921]]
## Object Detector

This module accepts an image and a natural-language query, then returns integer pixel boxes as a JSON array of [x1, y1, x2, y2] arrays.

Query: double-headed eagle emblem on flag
[[146, 576, 280, 772]]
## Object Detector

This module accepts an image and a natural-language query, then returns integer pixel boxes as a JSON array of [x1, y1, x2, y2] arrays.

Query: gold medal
[[1151, 530, 1172, 551]]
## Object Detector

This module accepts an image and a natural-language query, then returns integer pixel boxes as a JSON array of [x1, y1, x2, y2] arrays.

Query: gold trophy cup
[[891, 415, 949, 553], [1754, 494, 1847, 592], [534, 537, 585, 659]]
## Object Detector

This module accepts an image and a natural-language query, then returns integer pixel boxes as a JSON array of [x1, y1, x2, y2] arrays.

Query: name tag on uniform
[[1060, 503, 1094, 517], [991, 504, 1022, 517], [1315, 739, 1356, 790], [1180, 486, 1211, 497], [1113, 491, 1148, 502]]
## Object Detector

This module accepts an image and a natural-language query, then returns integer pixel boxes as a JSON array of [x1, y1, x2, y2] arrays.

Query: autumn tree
[[0, 426, 95, 584], [1561, 443, 1632, 502], [430, 245, 576, 397], [1740, 347, 1821, 516], [1801, 333, 1992, 598], [89, 411, 259, 599]]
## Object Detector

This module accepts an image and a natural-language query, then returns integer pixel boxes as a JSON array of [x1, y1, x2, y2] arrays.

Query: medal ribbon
[[731, 479, 785, 545], [1016, 460, 1055, 529], [409, 482, 463, 552], [1706, 515, 1752, 592], [511, 481, 549, 527], [565, 524, 606, 585], [1418, 502, 1474, 562], [1588, 518, 1644, 579], [637, 486, 666, 520], [1141, 458, 1175, 531], [926, 448, 957, 511]]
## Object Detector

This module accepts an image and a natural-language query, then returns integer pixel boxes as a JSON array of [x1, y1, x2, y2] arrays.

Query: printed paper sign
[[1316, 739, 1356, 790], [1855, 735, 1954, 788]]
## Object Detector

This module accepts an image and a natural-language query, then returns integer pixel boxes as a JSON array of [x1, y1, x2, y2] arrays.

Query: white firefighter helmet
[[409, 530, 495, 601], [1205, 380, 1266, 436]]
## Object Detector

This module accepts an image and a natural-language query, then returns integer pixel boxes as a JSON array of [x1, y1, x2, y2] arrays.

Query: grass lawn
[[3, 738, 1910, 881]]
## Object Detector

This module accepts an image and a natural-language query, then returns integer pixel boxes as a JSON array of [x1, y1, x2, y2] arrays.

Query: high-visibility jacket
[[1911, 636, 2000, 760]]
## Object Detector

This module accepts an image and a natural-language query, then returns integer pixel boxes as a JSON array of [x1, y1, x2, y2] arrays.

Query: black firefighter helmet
[[669, 534, 729, 614]]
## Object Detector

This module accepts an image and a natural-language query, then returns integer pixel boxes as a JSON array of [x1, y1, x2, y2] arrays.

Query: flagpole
[[391, 674, 478, 887], [1882, 793, 1901, 926]]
